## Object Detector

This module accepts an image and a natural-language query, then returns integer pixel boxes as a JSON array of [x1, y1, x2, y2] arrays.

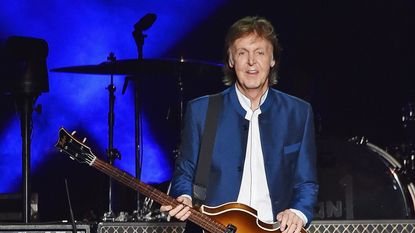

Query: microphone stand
[[131, 27, 145, 221], [119, 13, 156, 221]]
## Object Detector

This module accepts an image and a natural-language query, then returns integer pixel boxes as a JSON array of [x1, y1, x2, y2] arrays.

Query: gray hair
[[222, 16, 281, 86]]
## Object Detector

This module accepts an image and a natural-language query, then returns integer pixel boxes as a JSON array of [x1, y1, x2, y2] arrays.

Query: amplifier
[[0, 193, 38, 222], [97, 222, 184, 233], [310, 220, 415, 233], [0, 223, 90, 233], [97, 220, 415, 233]]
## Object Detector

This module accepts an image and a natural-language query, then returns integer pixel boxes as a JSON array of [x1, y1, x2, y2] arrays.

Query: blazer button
[[242, 124, 248, 131], [237, 166, 242, 172]]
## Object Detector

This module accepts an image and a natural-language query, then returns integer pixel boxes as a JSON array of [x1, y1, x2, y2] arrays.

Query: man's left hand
[[276, 209, 304, 233]]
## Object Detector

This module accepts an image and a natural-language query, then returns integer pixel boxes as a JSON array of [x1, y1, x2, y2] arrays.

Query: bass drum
[[314, 137, 415, 220]]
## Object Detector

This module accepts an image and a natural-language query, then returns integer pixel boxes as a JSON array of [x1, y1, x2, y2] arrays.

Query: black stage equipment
[[1, 36, 49, 223]]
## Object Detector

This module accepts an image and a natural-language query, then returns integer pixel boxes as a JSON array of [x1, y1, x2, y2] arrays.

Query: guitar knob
[[71, 131, 77, 136]]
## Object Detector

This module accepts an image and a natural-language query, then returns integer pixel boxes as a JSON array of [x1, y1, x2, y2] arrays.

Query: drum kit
[[49, 13, 224, 222], [315, 102, 415, 220]]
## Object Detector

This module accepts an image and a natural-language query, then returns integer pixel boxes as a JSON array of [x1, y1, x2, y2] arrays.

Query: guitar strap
[[193, 93, 223, 207]]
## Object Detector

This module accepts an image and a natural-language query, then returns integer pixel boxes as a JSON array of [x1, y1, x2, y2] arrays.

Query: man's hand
[[160, 196, 192, 221], [276, 209, 305, 233]]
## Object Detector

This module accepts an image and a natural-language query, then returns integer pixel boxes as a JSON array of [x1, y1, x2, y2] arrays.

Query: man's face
[[228, 33, 275, 94]]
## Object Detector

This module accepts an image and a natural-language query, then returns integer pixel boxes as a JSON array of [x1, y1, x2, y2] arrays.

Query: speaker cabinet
[[97, 220, 415, 233], [0, 223, 90, 233]]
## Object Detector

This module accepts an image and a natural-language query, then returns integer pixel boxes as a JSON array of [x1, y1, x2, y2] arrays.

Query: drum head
[[314, 138, 413, 220]]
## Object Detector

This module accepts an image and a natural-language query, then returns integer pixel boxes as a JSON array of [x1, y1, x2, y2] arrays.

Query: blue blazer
[[170, 85, 319, 223]]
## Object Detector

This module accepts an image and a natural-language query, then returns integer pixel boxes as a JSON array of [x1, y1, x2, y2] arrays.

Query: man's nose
[[248, 54, 256, 65]]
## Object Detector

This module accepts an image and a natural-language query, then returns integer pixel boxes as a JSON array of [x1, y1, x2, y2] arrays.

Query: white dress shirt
[[235, 85, 307, 225], [235, 86, 274, 222]]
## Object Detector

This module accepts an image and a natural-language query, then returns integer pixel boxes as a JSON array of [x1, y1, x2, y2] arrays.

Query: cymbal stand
[[103, 52, 121, 221]]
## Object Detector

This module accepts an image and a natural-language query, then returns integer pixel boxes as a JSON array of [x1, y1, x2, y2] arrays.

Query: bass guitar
[[55, 127, 307, 233]]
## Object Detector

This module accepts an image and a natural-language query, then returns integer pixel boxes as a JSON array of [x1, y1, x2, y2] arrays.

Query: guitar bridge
[[225, 224, 237, 233]]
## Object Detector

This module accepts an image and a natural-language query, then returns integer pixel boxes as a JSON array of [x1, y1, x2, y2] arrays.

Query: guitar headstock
[[55, 127, 96, 165]]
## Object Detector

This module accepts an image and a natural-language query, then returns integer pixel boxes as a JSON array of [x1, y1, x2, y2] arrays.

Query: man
[[161, 16, 318, 233]]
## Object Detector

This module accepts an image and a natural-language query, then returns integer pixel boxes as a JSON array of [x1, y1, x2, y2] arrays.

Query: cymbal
[[50, 58, 224, 78]]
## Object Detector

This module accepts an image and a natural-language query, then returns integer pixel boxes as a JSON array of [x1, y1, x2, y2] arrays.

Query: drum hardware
[[50, 13, 159, 221], [402, 102, 415, 131], [349, 136, 402, 169], [409, 183, 415, 213], [386, 142, 415, 181], [348, 136, 368, 145], [50, 12, 223, 222], [102, 52, 122, 222], [49, 58, 223, 77], [384, 101, 415, 185], [401, 101, 415, 178], [130, 196, 167, 222], [316, 136, 415, 220], [114, 211, 130, 222], [51, 57, 223, 221], [348, 136, 411, 216], [103, 197, 168, 222], [50, 52, 125, 222]]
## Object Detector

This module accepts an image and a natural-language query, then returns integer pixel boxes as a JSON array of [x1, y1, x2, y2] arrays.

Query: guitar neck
[[92, 158, 227, 233]]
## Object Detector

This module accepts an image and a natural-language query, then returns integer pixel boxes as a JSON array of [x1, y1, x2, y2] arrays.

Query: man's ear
[[228, 49, 234, 68], [270, 56, 276, 68], [228, 57, 234, 68]]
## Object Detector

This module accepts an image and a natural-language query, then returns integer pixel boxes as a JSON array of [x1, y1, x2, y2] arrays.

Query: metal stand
[[103, 53, 121, 221], [130, 13, 156, 220], [402, 102, 415, 180], [18, 94, 36, 223], [172, 59, 185, 160], [132, 80, 144, 219], [3, 36, 49, 223]]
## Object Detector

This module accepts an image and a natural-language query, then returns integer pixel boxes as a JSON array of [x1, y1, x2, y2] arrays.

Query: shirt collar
[[235, 84, 268, 113]]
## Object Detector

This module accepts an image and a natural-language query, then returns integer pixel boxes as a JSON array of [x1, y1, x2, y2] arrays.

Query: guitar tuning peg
[[71, 131, 77, 136], [82, 138, 87, 143]]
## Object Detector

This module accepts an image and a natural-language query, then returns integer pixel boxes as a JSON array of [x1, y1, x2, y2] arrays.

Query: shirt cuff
[[289, 208, 308, 226], [180, 194, 192, 201]]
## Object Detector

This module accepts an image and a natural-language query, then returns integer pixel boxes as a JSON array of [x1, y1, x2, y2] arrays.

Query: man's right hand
[[160, 196, 193, 221]]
